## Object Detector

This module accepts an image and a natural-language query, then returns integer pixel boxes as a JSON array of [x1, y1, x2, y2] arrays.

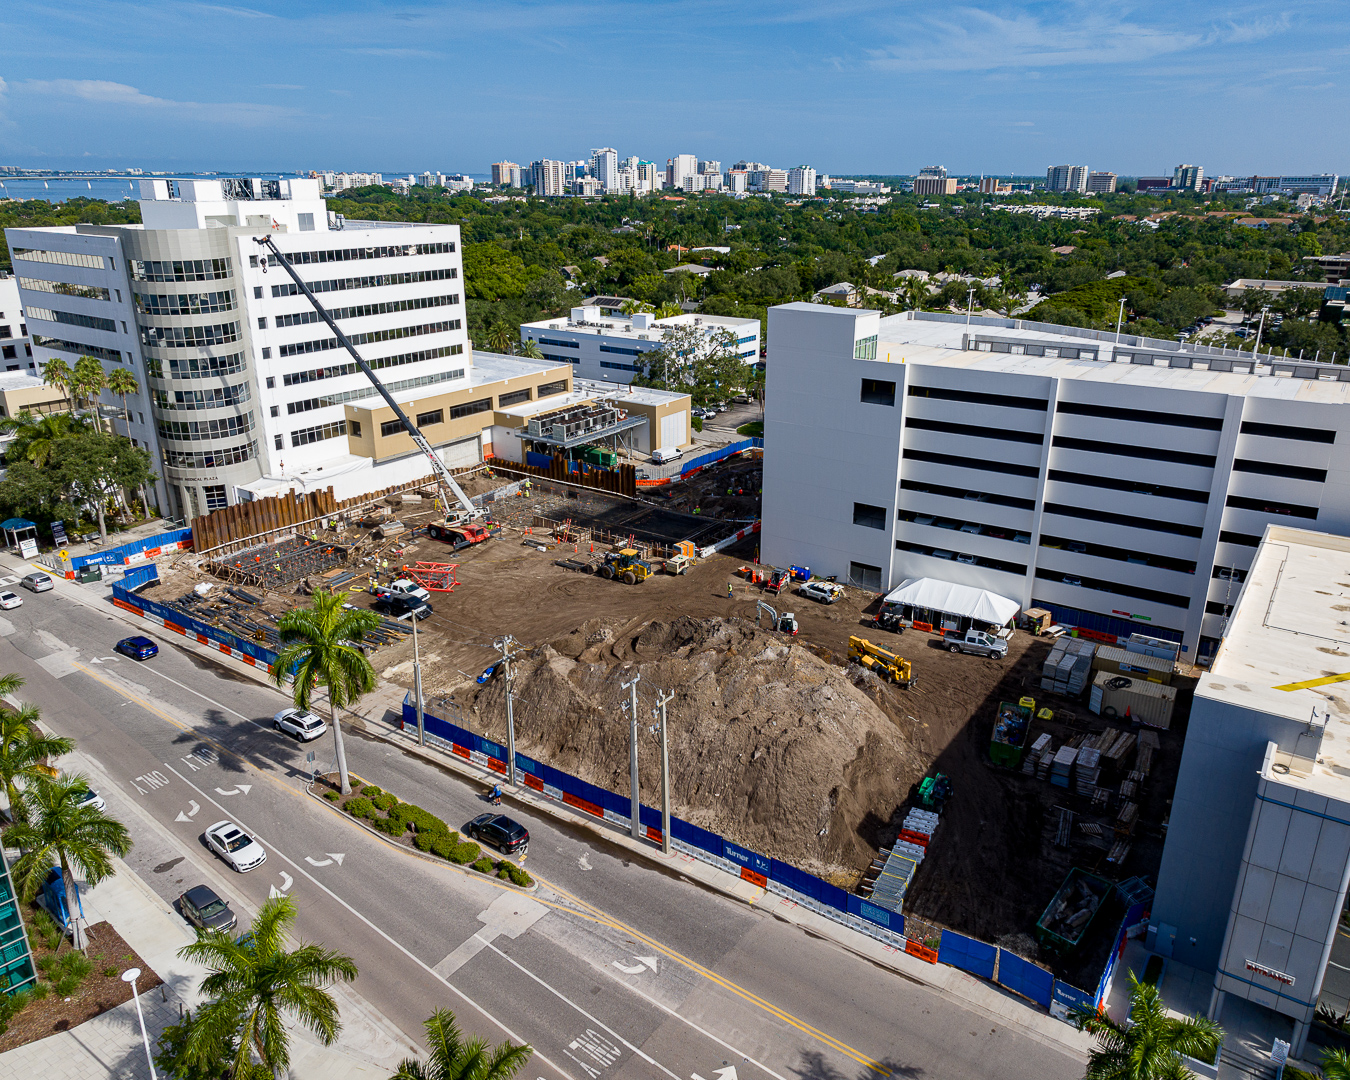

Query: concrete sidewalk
[[0, 855, 412, 1080]]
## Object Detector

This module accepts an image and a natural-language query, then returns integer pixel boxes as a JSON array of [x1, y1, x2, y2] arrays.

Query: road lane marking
[[214, 784, 252, 796], [157, 761, 577, 1080], [269, 870, 294, 898], [140, 663, 268, 726], [480, 938, 681, 1080], [612, 956, 658, 975], [304, 853, 346, 868], [538, 876, 884, 1075], [174, 800, 200, 822]]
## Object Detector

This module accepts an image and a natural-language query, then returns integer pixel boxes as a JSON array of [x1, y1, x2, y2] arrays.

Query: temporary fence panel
[[938, 930, 997, 981], [111, 572, 279, 670], [70, 527, 193, 573], [996, 951, 1055, 1008], [679, 438, 763, 477], [1050, 981, 1096, 1023], [846, 893, 904, 936]]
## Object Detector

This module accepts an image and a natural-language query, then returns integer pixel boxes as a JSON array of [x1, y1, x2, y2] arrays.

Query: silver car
[[273, 708, 328, 742], [21, 573, 53, 593]]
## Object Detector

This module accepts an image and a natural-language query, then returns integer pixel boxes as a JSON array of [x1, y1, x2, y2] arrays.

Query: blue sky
[[0, 0, 1343, 177]]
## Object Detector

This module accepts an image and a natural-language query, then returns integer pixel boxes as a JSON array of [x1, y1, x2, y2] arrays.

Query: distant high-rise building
[[491, 161, 522, 188], [762, 169, 789, 193], [1173, 164, 1204, 191], [636, 161, 660, 193], [1087, 171, 1118, 193], [978, 177, 1012, 194], [726, 170, 749, 193], [443, 174, 474, 193], [667, 154, 698, 190], [1046, 165, 1089, 193], [787, 166, 817, 196], [699, 160, 721, 176], [914, 167, 957, 196], [418, 171, 445, 188], [530, 160, 567, 197], [590, 148, 619, 192]]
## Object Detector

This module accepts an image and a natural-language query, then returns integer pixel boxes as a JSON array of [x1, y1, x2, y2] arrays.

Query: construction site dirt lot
[[355, 523, 1188, 982]]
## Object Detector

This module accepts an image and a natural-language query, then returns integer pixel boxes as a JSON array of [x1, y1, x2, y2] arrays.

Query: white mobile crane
[[253, 235, 483, 523]]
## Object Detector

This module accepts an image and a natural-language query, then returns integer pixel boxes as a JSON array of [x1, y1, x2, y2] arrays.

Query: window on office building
[[381, 419, 405, 438], [203, 485, 228, 511], [861, 378, 895, 406], [853, 503, 888, 530], [416, 409, 443, 427], [499, 388, 531, 408]]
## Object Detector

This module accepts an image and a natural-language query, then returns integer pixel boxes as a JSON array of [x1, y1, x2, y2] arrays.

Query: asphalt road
[[0, 576, 1084, 1080]]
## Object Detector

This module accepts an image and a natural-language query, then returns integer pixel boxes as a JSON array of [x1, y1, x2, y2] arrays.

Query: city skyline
[[0, 0, 1345, 175]]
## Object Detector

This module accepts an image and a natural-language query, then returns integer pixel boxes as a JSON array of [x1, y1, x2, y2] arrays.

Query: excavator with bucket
[[847, 635, 913, 688], [252, 235, 484, 530]]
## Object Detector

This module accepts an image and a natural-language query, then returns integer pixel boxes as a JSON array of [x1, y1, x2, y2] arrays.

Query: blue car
[[115, 635, 158, 661]]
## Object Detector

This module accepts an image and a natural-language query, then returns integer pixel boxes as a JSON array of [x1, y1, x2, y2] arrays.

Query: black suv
[[373, 594, 432, 621], [465, 813, 529, 855]]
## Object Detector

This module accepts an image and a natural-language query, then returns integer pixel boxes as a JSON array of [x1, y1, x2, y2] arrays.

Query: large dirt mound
[[459, 615, 927, 876]]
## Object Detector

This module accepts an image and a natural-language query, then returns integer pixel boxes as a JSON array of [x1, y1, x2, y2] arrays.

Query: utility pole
[[965, 286, 976, 326], [495, 636, 520, 785], [1253, 305, 1269, 359], [622, 672, 642, 840], [655, 688, 674, 854], [412, 611, 424, 746], [1115, 297, 1126, 343]]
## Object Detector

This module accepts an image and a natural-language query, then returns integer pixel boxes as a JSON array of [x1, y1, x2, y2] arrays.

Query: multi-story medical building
[[520, 304, 760, 386], [760, 303, 1350, 660], [0, 273, 33, 372], [4, 177, 580, 520]]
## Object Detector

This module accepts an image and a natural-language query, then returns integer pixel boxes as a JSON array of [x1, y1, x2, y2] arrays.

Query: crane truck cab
[[428, 521, 491, 550]]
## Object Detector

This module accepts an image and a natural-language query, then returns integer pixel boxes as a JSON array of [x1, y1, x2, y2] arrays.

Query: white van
[[651, 447, 683, 465]]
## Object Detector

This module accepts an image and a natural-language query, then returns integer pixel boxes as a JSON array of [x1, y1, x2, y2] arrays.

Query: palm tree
[[41, 357, 74, 407], [273, 589, 382, 795], [9, 773, 133, 951], [0, 702, 75, 821], [106, 368, 140, 437], [391, 1009, 531, 1080], [178, 894, 358, 1080], [0, 411, 83, 468], [1322, 1048, 1350, 1079], [653, 301, 683, 320], [895, 275, 930, 312], [517, 339, 543, 360], [71, 356, 108, 433], [1075, 973, 1222, 1079], [485, 323, 516, 355], [620, 299, 654, 316]]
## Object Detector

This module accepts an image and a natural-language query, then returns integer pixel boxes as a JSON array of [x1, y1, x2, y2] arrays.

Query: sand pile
[[458, 615, 927, 876]]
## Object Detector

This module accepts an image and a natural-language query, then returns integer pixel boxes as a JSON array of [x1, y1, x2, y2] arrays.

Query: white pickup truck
[[944, 628, 1008, 658], [373, 578, 431, 604]]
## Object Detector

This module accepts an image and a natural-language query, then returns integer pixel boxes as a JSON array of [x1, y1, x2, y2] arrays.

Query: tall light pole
[[965, 286, 976, 326], [1115, 297, 1126, 342], [655, 688, 674, 854], [122, 968, 157, 1079], [622, 672, 641, 840], [1253, 305, 1270, 359], [495, 636, 520, 786], [412, 611, 424, 747]]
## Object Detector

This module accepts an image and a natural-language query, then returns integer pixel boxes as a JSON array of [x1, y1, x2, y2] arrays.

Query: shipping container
[[1088, 670, 1177, 729], [1125, 633, 1180, 663], [1091, 644, 1174, 685], [1036, 868, 1114, 953]]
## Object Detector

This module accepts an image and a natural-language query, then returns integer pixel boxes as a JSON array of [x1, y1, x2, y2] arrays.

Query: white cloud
[[15, 79, 300, 125], [867, 8, 1206, 72]]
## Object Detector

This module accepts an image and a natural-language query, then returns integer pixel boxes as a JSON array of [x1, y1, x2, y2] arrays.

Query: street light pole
[[965, 287, 976, 326], [622, 672, 641, 840], [496, 635, 519, 786], [655, 688, 674, 854], [1253, 306, 1269, 358], [121, 968, 157, 1079], [1115, 297, 1126, 342], [412, 611, 424, 747]]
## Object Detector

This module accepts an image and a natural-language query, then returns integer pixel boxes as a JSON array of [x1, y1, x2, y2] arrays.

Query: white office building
[[787, 166, 817, 196], [5, 177, 578, 520], [1152, 524, 1350, 1058], [530, 160, 567, 197], [1046, 165, 1090, 193], [0, 274, 33, 372], [760, 303, 1350, 660], [520, 305, 760, 386]]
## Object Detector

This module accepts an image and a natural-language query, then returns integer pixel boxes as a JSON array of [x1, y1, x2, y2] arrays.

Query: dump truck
[[847, 636, 913, 688], [1036, 868, 1113, 953], [427, 521, 491, 550], [991, 697, 1034, 768], [599, 548, 653, 584]]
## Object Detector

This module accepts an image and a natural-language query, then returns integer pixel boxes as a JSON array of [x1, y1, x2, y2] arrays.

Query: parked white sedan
[[204, 820, 267, 872], [273, 708, 328, 742], [0, 592, 21, 610]]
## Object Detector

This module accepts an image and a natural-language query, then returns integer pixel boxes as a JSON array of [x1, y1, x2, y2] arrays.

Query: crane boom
[[252, 235, 480, 521]]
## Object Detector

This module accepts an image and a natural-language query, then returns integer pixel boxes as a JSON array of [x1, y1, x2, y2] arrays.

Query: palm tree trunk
[[95, 500, 107, 544], [330, 697, 351, 795], [60, 858, 86, 952]]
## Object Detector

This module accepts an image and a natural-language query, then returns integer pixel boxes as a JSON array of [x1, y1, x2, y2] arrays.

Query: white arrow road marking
[[213, 784, 252, 796], [611, 955, 659, 974], [692, 1067, 738, 1080], [174, 800, 200, 823], [304, 853, 345, 868], [268, 871, 294, 898], [89, 656, 119, 664]]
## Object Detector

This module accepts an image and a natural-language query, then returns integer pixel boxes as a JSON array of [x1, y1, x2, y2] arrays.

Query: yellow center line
[[535, 872, 889, 1075]]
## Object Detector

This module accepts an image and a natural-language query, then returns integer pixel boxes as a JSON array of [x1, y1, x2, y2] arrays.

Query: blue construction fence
[[401, 698, 1113, 1018], [679, 437, 763, 477], [70, 527, 193, 573], [111, 567, 279, 670]]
